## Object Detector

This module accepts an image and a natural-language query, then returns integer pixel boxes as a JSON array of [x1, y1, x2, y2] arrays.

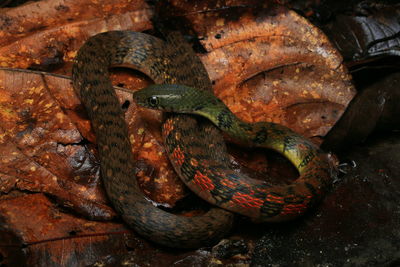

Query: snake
[[72, 30, 234, 248], [72, 30, 334, 248], [133, 84, 335, 221]]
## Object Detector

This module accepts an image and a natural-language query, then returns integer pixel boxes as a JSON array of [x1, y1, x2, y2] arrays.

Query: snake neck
[[195, 105, 322, 175]]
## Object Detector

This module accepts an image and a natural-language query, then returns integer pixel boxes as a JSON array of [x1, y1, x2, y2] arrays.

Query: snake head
[[133, 84, 214, 113]]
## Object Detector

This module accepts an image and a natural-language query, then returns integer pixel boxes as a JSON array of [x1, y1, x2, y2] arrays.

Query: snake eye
[[147, 96, 159, 107]]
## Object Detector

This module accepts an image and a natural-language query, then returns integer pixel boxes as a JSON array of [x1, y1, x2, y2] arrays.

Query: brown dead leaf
[[0, 2, 356, 263], [0, 0, 188, 217], [0, 0, 153, 71], [0, 0, 152, 45], [203, 7, 355, 138], [164, 3, 356, 139], [0, 68, 115, 219], [0, 68, 187, 213], [0, 2, 355, 216], [0, 194, 132, 266]]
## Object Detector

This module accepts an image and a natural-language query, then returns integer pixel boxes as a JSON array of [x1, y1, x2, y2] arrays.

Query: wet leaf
[[0, 68, 115, 219], [322, 5, 400, 65], [162, 3, 355, 138], [0, 67, 188, 211], [0, 194, 133, 266], [0, 1, 189, 262], [0, 0, 189, 209], [0, 0, 153, 71], [0, 1, 358, 265], [323, 70, 400, 151]]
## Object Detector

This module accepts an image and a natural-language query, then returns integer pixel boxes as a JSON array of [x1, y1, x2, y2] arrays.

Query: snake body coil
[[72, 30, 334, 248], [72, 31, 233, 248], [134, 84, 335, 222]]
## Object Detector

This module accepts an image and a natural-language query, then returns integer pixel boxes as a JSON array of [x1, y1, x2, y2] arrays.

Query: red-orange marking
[[193, 171, 215, 191], [220, 178, 237, 189], [190, 158, 198, 167], [232, 192, 264, 209], [255, 187, 269, 194], [174, 132, 181, 140], [281, 203, 307, 215], [162, 119, 174, 136], [265, 194, 284, 204], [171, 146, 185, 166]]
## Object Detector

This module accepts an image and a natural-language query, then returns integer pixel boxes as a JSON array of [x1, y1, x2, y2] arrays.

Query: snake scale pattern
[[72, 31, 233, 248], [134, 84, 334, 221], [72, 30, 334, 248]]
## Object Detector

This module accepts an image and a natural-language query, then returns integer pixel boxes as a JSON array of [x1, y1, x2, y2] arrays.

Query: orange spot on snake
[[190, 158, 198, 167], [162, 118, 174, 136], [220, 178, 237, 188], [232, 192, 264, 209], [281, 203, 307, 215], [265, 194, 284, 204], [193, 171, 215, 191], [171, 146, 185, 166], [255, 187, 269, 194]]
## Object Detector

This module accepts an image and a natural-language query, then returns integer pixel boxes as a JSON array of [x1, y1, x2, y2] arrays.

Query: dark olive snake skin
[[72, 31, 234, 248], [72, 30, 335, 248]]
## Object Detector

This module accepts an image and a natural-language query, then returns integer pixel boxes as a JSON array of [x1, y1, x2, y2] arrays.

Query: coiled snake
[[72, 30, 334, 248]]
